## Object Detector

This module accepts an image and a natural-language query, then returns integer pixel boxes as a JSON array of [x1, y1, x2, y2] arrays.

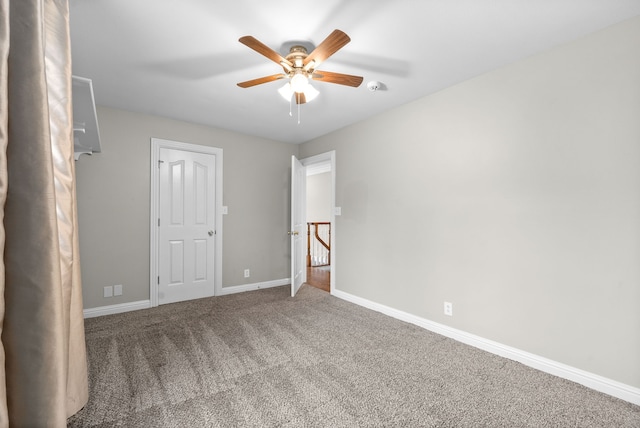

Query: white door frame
[[301, 150, 336, 294], [150, 138, 223, 307]]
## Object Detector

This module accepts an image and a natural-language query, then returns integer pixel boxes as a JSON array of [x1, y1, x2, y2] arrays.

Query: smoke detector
[[367, 81, 381, 91]]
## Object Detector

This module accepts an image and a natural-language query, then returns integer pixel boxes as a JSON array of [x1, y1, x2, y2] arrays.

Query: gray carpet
[[68, 285, 640, 427]]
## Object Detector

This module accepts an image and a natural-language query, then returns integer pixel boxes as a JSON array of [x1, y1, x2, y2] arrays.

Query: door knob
[[208, 230, 214, 236], [288, 231, 299, 236]]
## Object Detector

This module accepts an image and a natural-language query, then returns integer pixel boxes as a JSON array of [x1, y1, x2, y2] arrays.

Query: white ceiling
[[69, 0, 640, 144]]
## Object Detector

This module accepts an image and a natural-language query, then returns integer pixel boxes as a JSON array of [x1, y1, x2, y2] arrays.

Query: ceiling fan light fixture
[[303, 84, 319, 102], [290, 71, 309, 93], [279, 82, 319, 103], [278, 83, 293, 100]]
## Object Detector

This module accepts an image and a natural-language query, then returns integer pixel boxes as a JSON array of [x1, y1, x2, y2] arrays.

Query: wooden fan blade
[[303, 29, 351, 69], [295, 93, 307, 105], [239, 36, 293, 68], [237, 74, 287, 88], [311, 70, 363, 87]]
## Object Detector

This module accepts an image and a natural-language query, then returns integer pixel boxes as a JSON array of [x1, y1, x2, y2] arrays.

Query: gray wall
[[299, 17, 640, 388], [76, 107, 297, 309]]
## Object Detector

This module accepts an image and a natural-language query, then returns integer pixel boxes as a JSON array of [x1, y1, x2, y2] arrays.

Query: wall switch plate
[[444, 301, 453, 316], [222, 206, 228, 215], [114, 284, 123, 296], [104, 285, 113, 298], [244, 269, 250, 278], [334, 207, 342, 216]]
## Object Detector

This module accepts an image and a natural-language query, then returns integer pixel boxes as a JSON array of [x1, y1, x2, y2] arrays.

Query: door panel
[[291, 155, 306, 296], [194, 162, 207, 224], [169, 161, 184, 224], [194, 239, 208, 280], [169, 240, 184, 284], [159, 148, 216, 304]]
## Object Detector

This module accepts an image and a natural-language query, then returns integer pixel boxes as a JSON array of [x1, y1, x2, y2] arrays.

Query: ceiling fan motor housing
[[286, 46, 310, 70]]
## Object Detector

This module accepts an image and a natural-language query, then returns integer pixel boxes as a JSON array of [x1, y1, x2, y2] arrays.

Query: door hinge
[[157, 276, 160, 284], [158, 218, 160, 227], [158, 160, 164, 168]]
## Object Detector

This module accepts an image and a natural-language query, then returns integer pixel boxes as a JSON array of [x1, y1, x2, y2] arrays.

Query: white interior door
[[291, 155, 306, 296], [158, 147, 216, 304]]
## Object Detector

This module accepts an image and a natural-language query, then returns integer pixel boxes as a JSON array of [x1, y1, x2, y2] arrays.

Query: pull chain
[[287, 93, 302, 124]]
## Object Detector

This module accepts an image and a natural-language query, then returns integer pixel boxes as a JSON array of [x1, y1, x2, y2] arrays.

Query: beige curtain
[[0, 0, 89, 426]]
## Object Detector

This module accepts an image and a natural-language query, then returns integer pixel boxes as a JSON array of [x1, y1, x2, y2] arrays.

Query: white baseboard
[[83, 279, 290, 319], [83, 299, 152, 319], [332, 289, 640, 406], [218, 278, 290, 296]]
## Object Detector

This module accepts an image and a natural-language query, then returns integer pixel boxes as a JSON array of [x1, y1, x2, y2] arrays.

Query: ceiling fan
[[237, 29, 363, 104]]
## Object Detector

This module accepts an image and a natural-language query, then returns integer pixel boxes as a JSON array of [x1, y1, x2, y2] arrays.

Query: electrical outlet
[[104, 285, 113, 298], [114, 284, 123, 296], [244, 269, 250, 278], [444, 301, 453, 316]]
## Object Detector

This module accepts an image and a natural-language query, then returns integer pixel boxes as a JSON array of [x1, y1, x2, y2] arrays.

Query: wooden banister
[[307, 222, 331, 267]]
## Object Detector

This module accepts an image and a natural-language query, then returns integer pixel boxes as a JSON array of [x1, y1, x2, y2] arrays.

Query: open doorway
[[305, 160, 332, 292]]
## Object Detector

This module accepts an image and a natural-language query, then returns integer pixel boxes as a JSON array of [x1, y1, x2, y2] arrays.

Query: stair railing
[[307, 222, 330, 267]]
